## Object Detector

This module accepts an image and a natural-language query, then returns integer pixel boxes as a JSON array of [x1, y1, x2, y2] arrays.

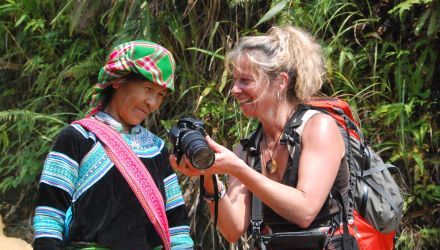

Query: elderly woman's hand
[[169, 154, 206, 176]]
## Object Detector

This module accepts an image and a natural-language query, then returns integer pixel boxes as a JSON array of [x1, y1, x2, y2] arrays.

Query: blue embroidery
[[33, 206, 66, 241], [40, 152, 79, 196], [73, 143, 113, 202], [170, 225, 194, 248], [164, 174, 185, 211]]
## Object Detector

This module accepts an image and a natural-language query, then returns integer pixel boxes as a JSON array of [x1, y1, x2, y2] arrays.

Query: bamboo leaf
[[415, 9, 431, 36], [50, 0, 75, 26], [218, 69, 228, 93], [413, 153, 425, 175], [15, 14, 27, 27], [195, 82, 216, 111], [186, 47, 225, 60], [427, 5, 438, 37], [0, 130, 9, 150], [389, 0, 433, 19], [253, 0, 289, 29]]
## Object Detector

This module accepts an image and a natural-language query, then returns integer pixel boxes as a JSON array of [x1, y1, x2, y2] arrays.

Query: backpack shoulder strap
[[281, 108, 320, 186], [240, 123, 263, 172], [295, 110, 321, 134], [241, 125, 266, 247]]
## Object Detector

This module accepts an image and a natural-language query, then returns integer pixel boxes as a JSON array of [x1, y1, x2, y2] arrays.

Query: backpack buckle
[[282, 131, 300, 146], [328, 226, 335, 237], [240, 138, 259, 156], [251, 219, 263, 238]]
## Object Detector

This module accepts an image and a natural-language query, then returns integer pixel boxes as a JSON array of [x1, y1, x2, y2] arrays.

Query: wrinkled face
[[230, 55, 270, 117], [107, 79, 167, 131]]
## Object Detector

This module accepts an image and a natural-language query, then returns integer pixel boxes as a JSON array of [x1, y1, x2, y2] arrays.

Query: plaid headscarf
[[89, 40, 175, 115]]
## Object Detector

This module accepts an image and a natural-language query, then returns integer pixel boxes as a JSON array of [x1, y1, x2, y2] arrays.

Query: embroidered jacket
[[33, 112, 194, 250]]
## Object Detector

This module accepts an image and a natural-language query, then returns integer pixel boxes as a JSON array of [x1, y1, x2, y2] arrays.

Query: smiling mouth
[[238, 98, 253, 105], [137, 108, 149, 116]]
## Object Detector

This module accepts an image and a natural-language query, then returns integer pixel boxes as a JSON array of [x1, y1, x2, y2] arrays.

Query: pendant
[[266, 159, 278, 174]]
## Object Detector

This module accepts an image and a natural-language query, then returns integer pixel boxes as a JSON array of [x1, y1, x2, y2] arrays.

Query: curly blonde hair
[[226, 26, 325, 103]]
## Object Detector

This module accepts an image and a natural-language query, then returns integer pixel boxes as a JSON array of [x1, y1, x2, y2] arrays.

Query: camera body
[[169, 118, 215, 170]]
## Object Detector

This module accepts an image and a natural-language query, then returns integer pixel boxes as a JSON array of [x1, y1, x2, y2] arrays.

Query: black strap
[[341, 115, 357, 221], [250, 133, 264, 248], [332, 188, 351, 250], [359, 184, 369, 219], [212, 175, 219, 226], [251, 193, 265, 250], [280, 105, 309, 145], [360, 163, 397, 177], [199, 175, 220, 228]]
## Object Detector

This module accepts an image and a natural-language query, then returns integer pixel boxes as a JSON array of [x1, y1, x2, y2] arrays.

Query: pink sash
[[73, 118, 171, 250]]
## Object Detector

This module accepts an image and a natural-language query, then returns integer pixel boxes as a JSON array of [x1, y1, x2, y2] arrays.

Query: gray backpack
[[302, 99, 405, 233]]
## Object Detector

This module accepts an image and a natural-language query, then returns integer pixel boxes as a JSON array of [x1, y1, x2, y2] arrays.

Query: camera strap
[[199, 175, 220, 228]]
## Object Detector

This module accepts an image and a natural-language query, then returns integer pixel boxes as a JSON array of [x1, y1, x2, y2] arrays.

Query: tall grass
[[0, 0, 438, 249]]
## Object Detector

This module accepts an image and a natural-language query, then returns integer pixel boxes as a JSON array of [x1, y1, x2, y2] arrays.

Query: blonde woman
[[171, 26, 358, 249]]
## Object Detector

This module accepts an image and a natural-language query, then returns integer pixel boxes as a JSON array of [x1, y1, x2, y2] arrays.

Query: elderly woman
[[33, 41, 194, 250], [171, 26, 358, 249]]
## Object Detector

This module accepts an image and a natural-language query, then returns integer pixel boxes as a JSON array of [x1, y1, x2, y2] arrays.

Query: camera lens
[[189, 146, 215, 169], [181, 131, 215, 169]]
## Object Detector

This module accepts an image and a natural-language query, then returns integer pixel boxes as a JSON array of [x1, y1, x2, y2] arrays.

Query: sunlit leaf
[[253, 0, 289, 28]]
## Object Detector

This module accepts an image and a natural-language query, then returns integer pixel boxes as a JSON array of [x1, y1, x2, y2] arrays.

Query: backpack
[[303, 98, 404, 232], [243, 98, 404, 249]]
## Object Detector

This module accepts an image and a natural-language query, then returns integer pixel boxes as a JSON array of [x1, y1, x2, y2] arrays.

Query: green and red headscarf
[[89, 40, 175, 115]]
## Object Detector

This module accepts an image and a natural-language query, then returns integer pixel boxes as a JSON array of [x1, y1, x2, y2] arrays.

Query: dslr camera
[[168, 118, 215, 170]]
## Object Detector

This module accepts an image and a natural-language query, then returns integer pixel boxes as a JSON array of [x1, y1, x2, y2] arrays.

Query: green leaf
[[50, 0, 75, 26], [0, 130, 9, 150], [195, 82, 216, 111], [427, 5, 438, 37], [388, 0, 432, 19], [253, 0, 289, 29], [14, 14, 27, 27], [415, 9, 431, 36], [413, 153, 425, 175], [186, 47, 224, 60], [218, 69, 228, 93]]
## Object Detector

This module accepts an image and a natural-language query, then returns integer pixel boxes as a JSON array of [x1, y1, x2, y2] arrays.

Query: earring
[[277, 91, 281, 101]]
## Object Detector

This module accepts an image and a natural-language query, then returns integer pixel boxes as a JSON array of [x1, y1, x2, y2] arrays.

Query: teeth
[[239, 98, 252, 104]]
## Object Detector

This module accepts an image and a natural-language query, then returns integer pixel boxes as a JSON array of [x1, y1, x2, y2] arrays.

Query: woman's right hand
[[169, 136, 246, 177], [204, 136, 247, 175]]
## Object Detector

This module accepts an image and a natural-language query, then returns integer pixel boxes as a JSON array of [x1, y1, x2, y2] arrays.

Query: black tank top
[[241, 110, 350, 233]]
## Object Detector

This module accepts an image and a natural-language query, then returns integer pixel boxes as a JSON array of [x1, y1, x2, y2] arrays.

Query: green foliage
[[0, 0, 438, 248], [253, 0, 290, 28]]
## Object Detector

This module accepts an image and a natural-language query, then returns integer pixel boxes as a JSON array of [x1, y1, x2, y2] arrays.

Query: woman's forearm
[[203, 174, 250, 242]]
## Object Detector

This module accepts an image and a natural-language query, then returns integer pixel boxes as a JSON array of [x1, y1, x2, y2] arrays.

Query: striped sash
[[73, 118, 171, 250]]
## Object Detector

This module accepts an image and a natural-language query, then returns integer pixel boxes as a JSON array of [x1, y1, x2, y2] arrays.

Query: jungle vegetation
[[0, 0, 438, 249]]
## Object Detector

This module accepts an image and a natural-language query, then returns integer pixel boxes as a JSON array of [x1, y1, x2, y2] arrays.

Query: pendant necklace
[[262, 108, 297, 174], [263, 130, 284, 174]]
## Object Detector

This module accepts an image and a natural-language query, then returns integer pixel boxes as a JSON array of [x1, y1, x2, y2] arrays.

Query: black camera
[[168, 118, 215, 170]]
